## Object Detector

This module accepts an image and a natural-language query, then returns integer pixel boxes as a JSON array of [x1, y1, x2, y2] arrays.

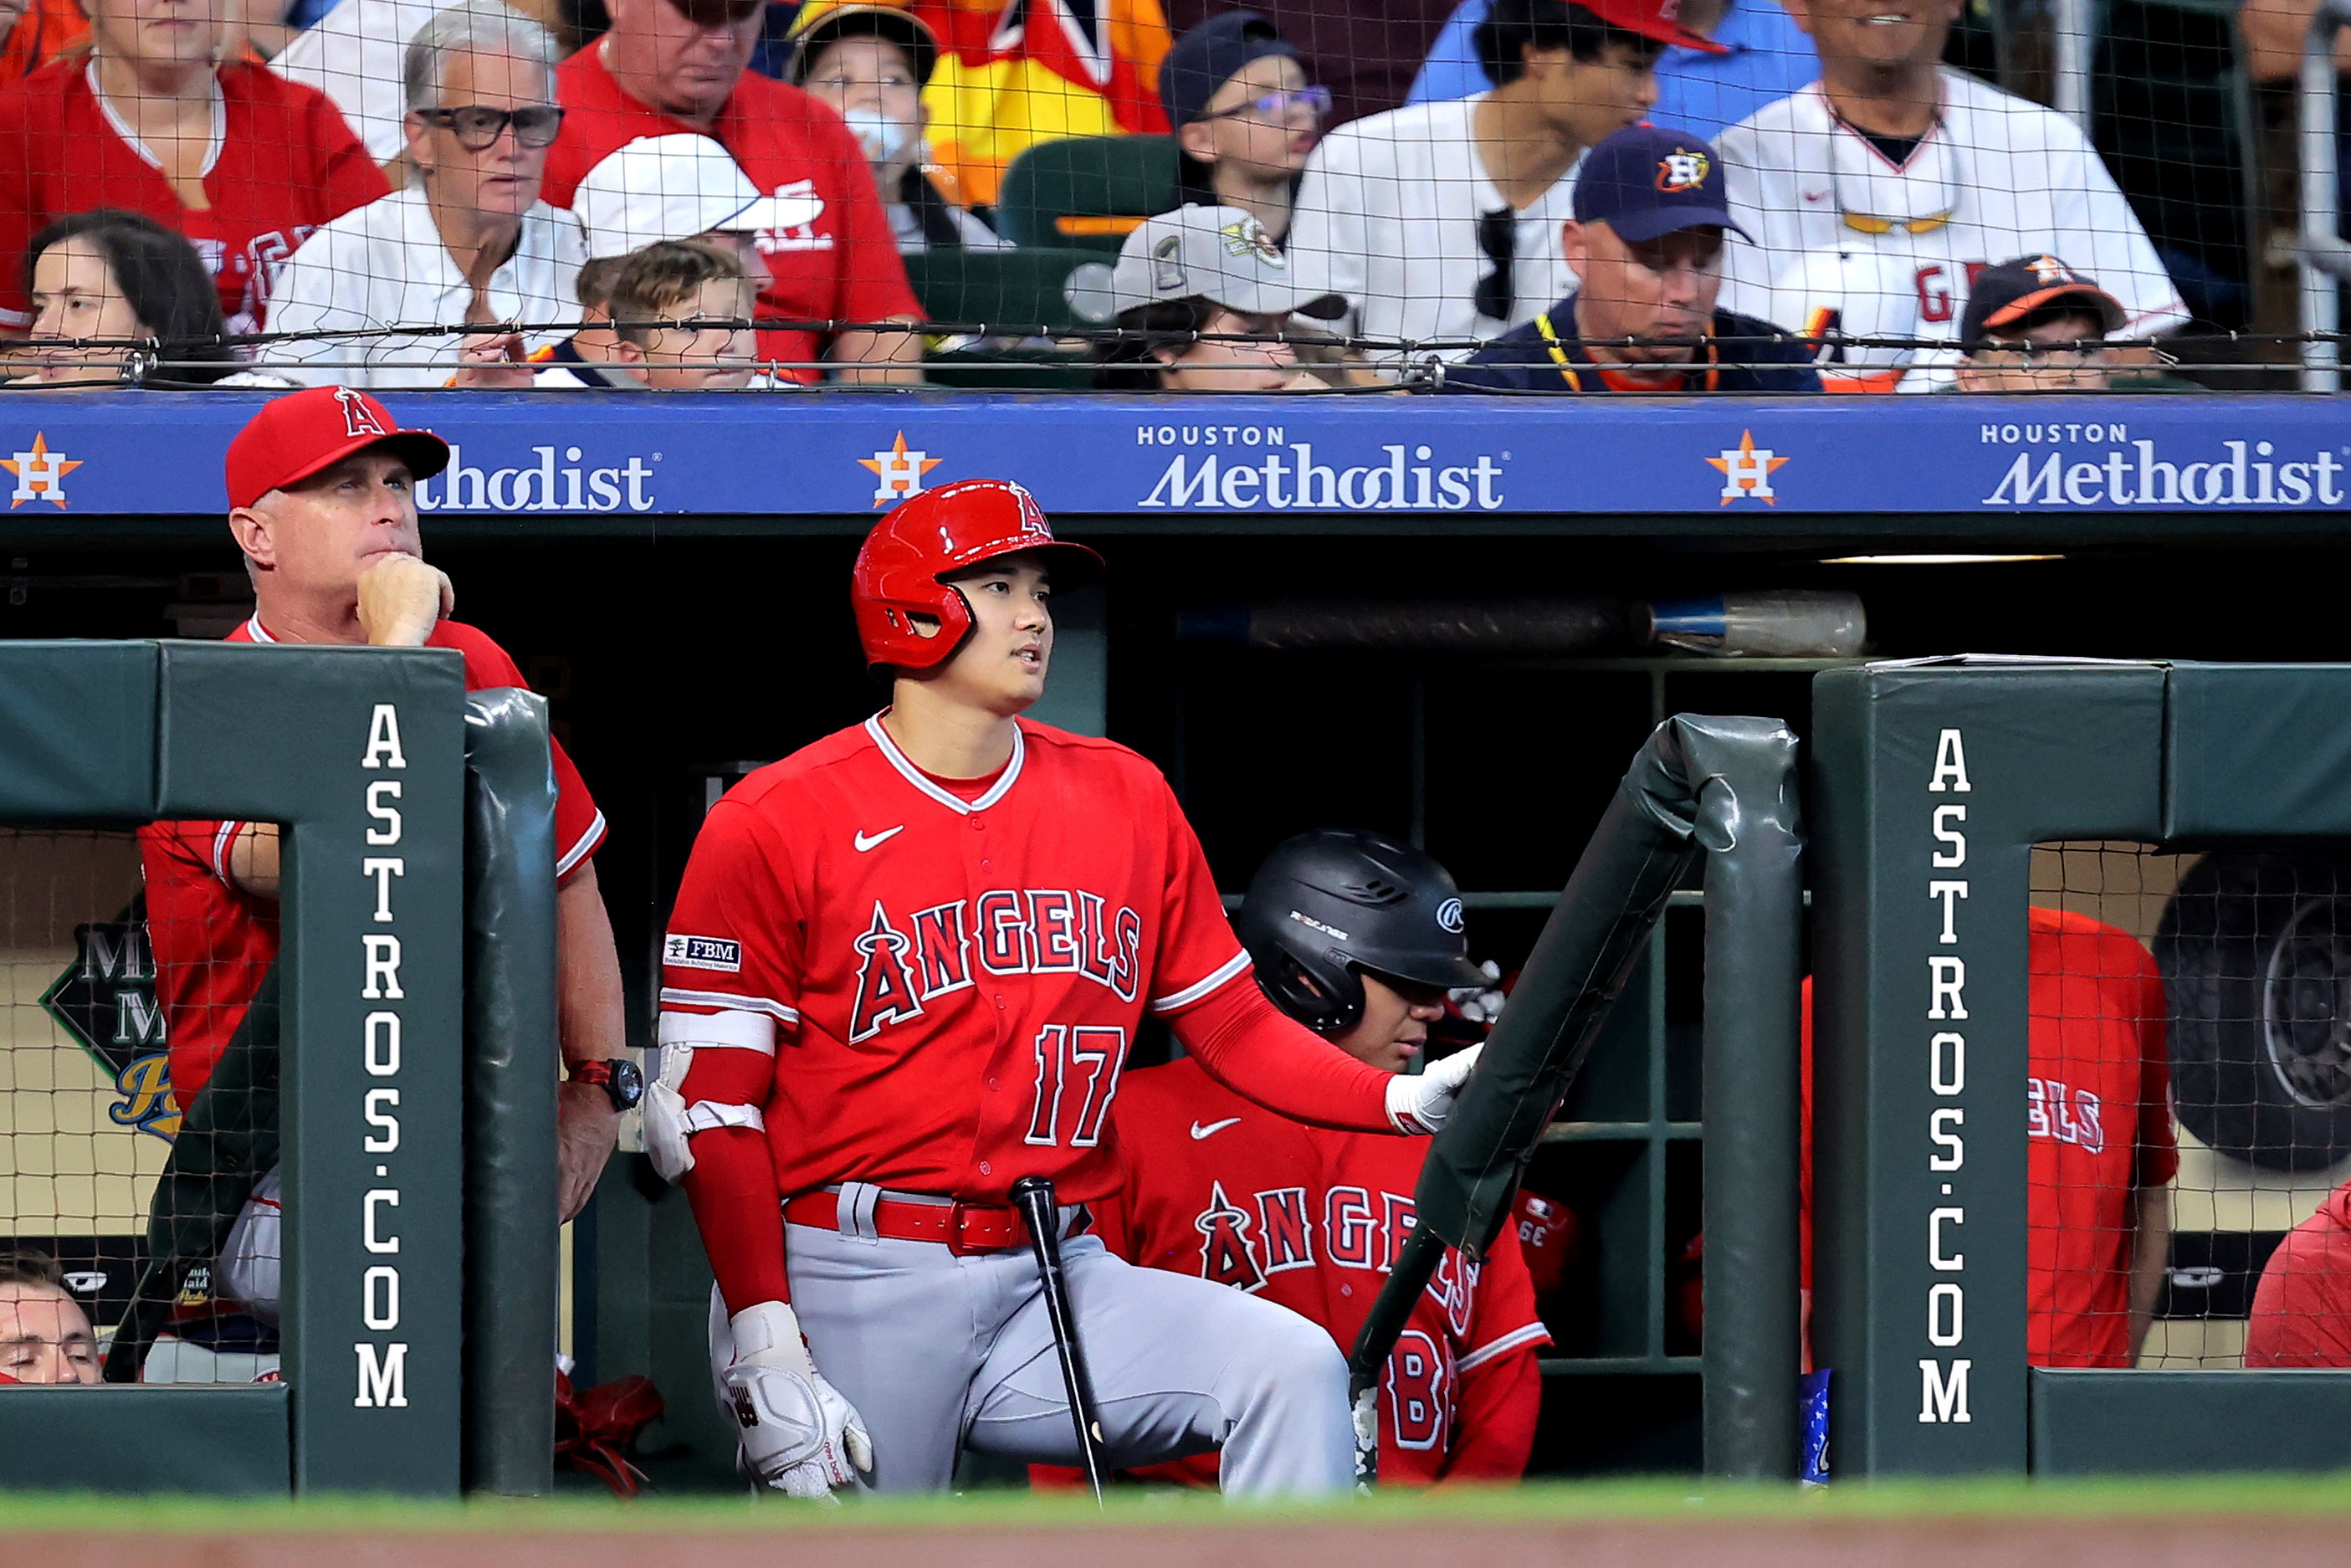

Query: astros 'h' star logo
[[1707, 430, 1790, 506]]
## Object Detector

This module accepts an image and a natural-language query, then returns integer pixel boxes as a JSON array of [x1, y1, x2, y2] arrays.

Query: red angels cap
[[224, 387, 453, 512], [1560, 0, 1725, 54]]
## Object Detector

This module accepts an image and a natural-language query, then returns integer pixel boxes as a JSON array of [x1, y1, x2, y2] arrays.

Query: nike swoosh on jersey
[[853, 826, 904, 852], [1190, 1117, 1242, 1140]]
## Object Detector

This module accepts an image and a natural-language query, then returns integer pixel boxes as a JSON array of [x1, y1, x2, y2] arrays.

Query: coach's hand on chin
[[356, 551, 455, 647]]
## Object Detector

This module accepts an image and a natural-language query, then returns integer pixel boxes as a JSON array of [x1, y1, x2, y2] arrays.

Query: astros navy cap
[[1572, 125, 1751, 245]]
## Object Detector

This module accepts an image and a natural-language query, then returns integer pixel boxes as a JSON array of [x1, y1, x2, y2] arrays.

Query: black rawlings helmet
[[1237, 829, 1488, 1034]]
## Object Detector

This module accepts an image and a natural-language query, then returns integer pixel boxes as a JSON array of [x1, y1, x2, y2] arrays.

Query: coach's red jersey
[[540, 50, 920, 380], [1090, 1058, 1549, 1484], [0, 59, 385, 331], [141, 615, 605, 1109], [661, 715, 1400, 1208], [2245, 1181, 2351, 1366], [1800, 906, 2176, 1368]]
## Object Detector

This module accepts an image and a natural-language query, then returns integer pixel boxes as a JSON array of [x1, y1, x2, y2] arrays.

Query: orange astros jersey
[[1091, 1058, 1550, 1484], [658, 715, 1264, 1207]]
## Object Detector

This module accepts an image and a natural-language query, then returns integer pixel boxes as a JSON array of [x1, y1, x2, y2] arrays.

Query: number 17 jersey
[[658, 715, 1260, 1207]]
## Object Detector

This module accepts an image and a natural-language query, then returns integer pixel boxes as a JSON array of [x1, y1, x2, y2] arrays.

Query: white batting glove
[[720, 1301, 873, 1503], [1386, 1042, 1484, 1134]]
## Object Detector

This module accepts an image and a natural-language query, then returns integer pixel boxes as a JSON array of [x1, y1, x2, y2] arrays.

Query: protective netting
[[0, 825, 287, 1386], [2032, 841, 2351, 1371], [0, 829, 163, 1382], [0, 0, 2311, 391]]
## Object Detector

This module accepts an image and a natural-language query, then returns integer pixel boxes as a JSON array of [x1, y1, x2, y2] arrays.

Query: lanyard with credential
[[1534, 311, 1723, 392]]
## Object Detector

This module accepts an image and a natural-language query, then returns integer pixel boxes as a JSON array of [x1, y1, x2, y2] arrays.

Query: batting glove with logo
[[721, 1301, 873, 1502], [1385, 1041, 1484, 1134]]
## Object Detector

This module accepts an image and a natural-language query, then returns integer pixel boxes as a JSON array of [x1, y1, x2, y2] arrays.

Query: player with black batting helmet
[[1068, 830, 1551, 1488], [1235, 830, 1488, 1048]]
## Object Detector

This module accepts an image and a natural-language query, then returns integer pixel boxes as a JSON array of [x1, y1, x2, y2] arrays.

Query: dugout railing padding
[[1812, 658, 2351, 1477], [0, 643, 557, 1497], [1349, 714, 1806, 1480]]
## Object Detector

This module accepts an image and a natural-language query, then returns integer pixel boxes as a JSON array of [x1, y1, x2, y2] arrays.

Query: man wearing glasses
[[1712, 0, 2185, 376], [538, 0, 925, 383], [1287, 0, 1719, 376], [269, 0, 583, 389]]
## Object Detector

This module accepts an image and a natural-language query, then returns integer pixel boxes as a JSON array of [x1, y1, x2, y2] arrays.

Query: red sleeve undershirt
[[1165, 976, 1396, 1131]]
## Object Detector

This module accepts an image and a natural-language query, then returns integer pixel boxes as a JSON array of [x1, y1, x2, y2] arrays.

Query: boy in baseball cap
[[1096, 205, 1349, 392], [1448, 125, 1821, 392], [1159, 11, 1326, 245], [1953, 255, 2125, 393]]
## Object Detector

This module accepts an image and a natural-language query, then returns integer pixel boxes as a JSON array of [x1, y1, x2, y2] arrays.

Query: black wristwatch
[[571, 1058, 644, 1113]]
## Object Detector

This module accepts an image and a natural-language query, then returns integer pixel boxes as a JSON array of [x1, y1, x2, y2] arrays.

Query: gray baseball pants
[[767, 1186, 1355, 1497]]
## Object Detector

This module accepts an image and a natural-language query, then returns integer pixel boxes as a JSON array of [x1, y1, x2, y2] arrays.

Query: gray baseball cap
[[1107, 206, 1346, 320]]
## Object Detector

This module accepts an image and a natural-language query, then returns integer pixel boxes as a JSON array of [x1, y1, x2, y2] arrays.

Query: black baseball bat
[[1012, 1176, 1110, 1502]]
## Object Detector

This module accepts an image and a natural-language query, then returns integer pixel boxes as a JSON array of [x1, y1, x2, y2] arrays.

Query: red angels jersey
[[141, 615, 606, 1109], [540, 50, 923, 381], [1798, 906, 2176, 1369], [0, 59, 387, 332], [2245, 1181, 2351, 1367], [658, 715, 1293, 1206], [1093, 1057, 1549, 1484]]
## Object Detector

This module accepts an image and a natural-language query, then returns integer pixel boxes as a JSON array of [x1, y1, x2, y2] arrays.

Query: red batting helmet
[[852, 479, 1102, 671]]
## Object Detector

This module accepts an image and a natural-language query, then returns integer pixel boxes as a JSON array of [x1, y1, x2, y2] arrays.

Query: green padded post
[[156, 639, 468, 1496], [0, 641, 156, 822], [0, 1386, 289, 1493], [1809, 661, 2163, 1476], [462, 689, 561, 1496], [1693, 718, 1805, 1479]]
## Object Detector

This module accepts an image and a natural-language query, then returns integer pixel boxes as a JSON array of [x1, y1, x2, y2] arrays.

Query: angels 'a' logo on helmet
[[1194, 1180, 1268, 1291], [333, 385, 390, 438]]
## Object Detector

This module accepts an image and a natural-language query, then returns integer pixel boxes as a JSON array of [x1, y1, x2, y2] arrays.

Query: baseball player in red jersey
[[1075, 831, 1549, 1488], [2245, 1181, 2351, 1366], [654, 479, 1484, 1498], [138, 390, 633, 1340], [1800, 905, 2175, 1366]]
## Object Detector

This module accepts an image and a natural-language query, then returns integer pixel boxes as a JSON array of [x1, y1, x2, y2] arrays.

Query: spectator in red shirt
[[2245, 1184, 2351, 1366], [0, 0, 85, 90], [0, 0, 386, 335], [539, 0, 924, 382]]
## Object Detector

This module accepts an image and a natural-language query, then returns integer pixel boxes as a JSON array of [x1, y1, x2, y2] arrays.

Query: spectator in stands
[[599, 238, 776, 387], [1095, 203, 1352, 392], [9, 209, 293, 387], [1162, 0, 1457, 132], [0, 0, 386, 336], [538, 0, 925, 383], [1407, 0, 1816, 145], [787, 6, 1003, 254], [1447, 126, 1818, 391], [2246, 1178, 2351, 1366], [0, 1253, 99, 1386], [1711, 0, 2185, 353], [1951, 254, 2119, 393], [534, 255, 637, 386], [0, 0, 84, 91], [271, 0, 574, 171], [1286, 0, 1720, 372], [1158, 11, 1325, 246], [265, 2, 582, 389]]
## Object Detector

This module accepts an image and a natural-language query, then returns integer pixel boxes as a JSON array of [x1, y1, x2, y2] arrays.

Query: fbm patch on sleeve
[[663, 934, 743, 972]]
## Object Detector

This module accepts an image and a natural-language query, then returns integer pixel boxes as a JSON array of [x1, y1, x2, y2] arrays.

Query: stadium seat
[[903, 247, 1114, 390], [993, 135, 1180, 253]]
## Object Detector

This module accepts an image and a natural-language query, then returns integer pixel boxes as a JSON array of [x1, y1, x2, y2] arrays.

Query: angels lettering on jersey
[[1186, 1176, 1480, 1339], [844, 888, 1144, 1044]]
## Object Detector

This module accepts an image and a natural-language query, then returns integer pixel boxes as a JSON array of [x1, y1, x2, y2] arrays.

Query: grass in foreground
[[3, 1473, 2351, 1534]]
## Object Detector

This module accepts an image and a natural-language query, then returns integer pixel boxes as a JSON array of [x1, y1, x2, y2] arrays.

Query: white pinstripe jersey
[[1716, 73, 2187, 350]]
